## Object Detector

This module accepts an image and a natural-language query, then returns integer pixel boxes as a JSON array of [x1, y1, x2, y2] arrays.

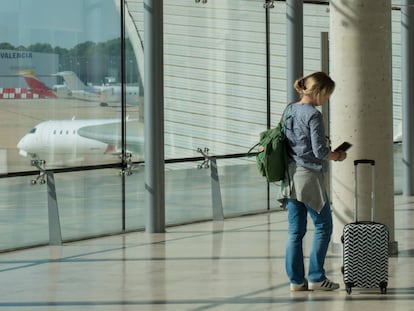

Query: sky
[[0, 0, 121, 49]]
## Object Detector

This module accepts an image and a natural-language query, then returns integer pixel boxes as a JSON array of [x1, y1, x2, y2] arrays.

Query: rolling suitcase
[[341, 159, 389, 294]]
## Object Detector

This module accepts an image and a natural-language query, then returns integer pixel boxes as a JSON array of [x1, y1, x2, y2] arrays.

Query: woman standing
[[283, 71, 347, 291]]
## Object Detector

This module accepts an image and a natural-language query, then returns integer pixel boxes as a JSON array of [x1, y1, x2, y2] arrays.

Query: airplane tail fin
[[56, 71, 87, 91], [18, 70, 57, 98]]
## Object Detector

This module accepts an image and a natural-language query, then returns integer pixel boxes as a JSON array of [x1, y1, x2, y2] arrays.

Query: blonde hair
[[294, 71, 335, 103]]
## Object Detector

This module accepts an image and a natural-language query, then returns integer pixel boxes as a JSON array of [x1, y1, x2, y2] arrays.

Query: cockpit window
[[29, 128, 36, 134]]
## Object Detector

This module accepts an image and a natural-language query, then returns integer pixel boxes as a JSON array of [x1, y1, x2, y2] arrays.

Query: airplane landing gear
[[30, 159, 46, 185]]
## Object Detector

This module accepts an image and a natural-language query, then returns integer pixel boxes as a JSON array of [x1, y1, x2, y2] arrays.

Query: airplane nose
[[17, 136, 24, 149], [17, 136, 29, 156]]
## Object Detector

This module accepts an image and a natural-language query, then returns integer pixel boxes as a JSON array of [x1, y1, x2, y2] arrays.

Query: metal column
[[321, 32, 331, 201], [144, 0, 165, 233], [46, 172, 62, 245], [286, 0, 303, 103], [210, 158, 224, 221]]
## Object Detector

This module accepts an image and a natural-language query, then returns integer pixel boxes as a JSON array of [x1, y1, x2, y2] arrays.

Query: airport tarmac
[[0, 97, 141, 172]]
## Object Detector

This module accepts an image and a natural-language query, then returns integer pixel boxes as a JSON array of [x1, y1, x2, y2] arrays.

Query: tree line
[[0, 38, 138, 85]]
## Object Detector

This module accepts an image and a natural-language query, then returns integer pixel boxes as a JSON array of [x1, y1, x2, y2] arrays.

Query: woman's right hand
[[335, 150, 347, 161], [329, 150, 347, 162]]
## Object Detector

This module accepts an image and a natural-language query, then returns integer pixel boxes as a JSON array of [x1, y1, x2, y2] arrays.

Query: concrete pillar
[[330, 0, 397, 254]]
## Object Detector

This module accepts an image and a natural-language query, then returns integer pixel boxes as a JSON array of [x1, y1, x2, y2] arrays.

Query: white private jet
[[56, 71, 140, 106], [17, 118, 144, 166]]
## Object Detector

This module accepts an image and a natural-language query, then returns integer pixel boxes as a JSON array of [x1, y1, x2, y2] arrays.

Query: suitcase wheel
[[345, 283, 353, 294], [380, 281, 388, 294]]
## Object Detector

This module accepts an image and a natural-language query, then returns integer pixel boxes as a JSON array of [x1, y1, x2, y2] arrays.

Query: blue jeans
[[285, 198, 333, 284]]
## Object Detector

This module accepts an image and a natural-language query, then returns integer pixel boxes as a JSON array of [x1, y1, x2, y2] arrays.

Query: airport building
[[0, 49, 59, 88], [0, 0, 413, 309]]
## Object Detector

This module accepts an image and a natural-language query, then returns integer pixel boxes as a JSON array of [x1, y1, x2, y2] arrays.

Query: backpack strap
[[248, 103, 293, 158], [247, 142, 260, 156], [280, 103, 293, 190], [280, 102, 293, 130]]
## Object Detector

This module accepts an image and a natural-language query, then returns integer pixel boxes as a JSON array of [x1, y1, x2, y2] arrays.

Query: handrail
[[0, 163, 124, 179], [0, 152, 255, 179]]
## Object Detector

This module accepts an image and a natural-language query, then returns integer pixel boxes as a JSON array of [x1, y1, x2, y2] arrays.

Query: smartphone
[[334, 141, 352, 152]]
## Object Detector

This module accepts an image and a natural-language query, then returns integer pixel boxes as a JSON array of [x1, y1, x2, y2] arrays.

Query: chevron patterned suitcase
[[342, 159, 389, 294]]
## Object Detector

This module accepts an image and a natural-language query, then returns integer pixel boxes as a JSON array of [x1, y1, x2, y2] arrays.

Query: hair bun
[[299, 78, 306, 90]]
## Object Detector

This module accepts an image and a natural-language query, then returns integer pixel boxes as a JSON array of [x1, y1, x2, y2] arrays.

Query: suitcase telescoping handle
[[354, 159, 375, 222]]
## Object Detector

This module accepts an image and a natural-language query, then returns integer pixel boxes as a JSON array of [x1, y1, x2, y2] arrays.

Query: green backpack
[[248, 105, 291, 183]]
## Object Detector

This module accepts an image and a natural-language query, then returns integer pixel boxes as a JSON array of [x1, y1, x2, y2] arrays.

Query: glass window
[[0, 0, 405, 252], [0, 0, 123, 172], [0, 176, 48, 250], [56, 169, 123, 240], [163, 0, 268, 160]]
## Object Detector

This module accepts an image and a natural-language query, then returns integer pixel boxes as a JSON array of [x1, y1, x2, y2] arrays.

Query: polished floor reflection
[[0, 195, 413, 310]]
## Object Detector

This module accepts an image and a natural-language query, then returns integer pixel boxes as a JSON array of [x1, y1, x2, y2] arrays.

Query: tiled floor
[[0, 195, 413, 310]]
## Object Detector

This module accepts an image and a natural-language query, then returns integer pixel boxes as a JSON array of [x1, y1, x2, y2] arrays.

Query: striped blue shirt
[[284, 103, 330, 171]]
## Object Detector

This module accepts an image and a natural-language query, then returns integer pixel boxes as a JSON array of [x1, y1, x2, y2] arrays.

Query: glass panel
[[0, 0, 122, 172], [302, 3, 330, 74], [392, 7, 402, 194], [0, 176, 48, 250], [269, 2, 330, 118], [125, 164, 145, 231], [123, 1, 145, 230], [269, 1, 287, 113], [126, 0, 270, 226], [165, 162, 212, 225], [55, 169, 123, 240], [163, 0, 267, 159], [394, 143, 402, 194], [218, 159, 273, 217]]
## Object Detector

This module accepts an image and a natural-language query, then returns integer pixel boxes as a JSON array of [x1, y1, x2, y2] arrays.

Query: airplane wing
[[77, 120, 144, 155]]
